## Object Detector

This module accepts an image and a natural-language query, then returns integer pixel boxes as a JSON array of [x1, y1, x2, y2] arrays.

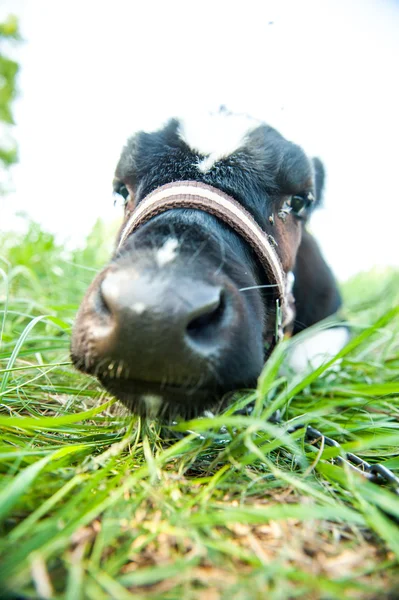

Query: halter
[[117, 181, 295, 348]]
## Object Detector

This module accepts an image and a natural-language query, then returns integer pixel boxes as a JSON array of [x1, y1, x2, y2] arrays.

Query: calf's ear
[[293, 230, 342, 334], [312, 157, 325, 206]]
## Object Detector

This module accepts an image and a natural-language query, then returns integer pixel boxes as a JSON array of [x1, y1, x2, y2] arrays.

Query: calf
[[71, 112, 343, 419]]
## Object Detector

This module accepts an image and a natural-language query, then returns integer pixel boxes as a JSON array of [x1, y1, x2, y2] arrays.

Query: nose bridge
[[101, 266, 167, 318], [100, 267, 221, 325]]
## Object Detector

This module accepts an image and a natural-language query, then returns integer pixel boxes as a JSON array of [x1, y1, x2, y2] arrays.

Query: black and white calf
[[71, 112, 348, 419]]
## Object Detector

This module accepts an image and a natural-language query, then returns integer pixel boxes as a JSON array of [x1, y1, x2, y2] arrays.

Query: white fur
[[178, 111, 260, 173], [197, 155, 220, 174], [132, 302, 146, 314], [143, 394, 162, 417], [156, 238, 179, 268], [203, 410, 215, 418], [286, 327, 350, 373]]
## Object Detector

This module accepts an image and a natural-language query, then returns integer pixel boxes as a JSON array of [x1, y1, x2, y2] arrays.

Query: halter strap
[[117, 180, 293, 344]]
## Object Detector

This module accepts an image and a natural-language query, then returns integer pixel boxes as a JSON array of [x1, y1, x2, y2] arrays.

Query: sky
[[1, 0, 399, 280]]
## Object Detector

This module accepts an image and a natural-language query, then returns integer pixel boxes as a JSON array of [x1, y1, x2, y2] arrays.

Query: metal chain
[[286, 421, 399, 495], [179, 407, 399, 495]]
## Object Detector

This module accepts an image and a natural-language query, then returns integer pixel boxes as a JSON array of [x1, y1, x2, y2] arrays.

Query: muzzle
[[117, 180, 295, 350]]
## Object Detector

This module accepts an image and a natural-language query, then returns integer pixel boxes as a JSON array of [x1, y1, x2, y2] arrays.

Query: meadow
[[0, 219, 398, 599]]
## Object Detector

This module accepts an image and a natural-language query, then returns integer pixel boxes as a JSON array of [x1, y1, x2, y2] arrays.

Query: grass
[[0, 219, 399, 599]]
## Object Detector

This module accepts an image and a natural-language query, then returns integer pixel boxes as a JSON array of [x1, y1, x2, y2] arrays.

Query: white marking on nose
[[155, 238, 179, 268], [132, 302, 146, 314]]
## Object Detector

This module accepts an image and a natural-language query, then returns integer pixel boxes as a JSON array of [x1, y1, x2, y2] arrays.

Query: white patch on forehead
[[197, 155, 219, 174], [143, 394, 162, 417], [178, 112, 260, 173], [155, 237, 179, 268]]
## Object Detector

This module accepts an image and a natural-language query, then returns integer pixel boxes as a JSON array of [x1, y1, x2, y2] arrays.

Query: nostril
[[186, 290, 226, 343]]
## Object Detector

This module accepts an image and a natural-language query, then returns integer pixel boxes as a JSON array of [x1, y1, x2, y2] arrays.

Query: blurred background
[[1, 0, 398, 281]]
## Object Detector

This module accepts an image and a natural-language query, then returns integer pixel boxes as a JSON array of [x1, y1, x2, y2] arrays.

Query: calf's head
[[71, 115, 322, 419]]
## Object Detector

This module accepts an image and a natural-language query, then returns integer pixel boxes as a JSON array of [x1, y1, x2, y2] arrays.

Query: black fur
[[71, 116, 341, 419], [115, 119, 314, 229], [293, 231, 341, 333]]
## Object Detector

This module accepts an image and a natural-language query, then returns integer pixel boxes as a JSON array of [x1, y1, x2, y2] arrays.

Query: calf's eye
[[117, 184, 130, 201], [113, 184, 131, 207], [290, 195, 307, 216], [289, 192, 315, 218]]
